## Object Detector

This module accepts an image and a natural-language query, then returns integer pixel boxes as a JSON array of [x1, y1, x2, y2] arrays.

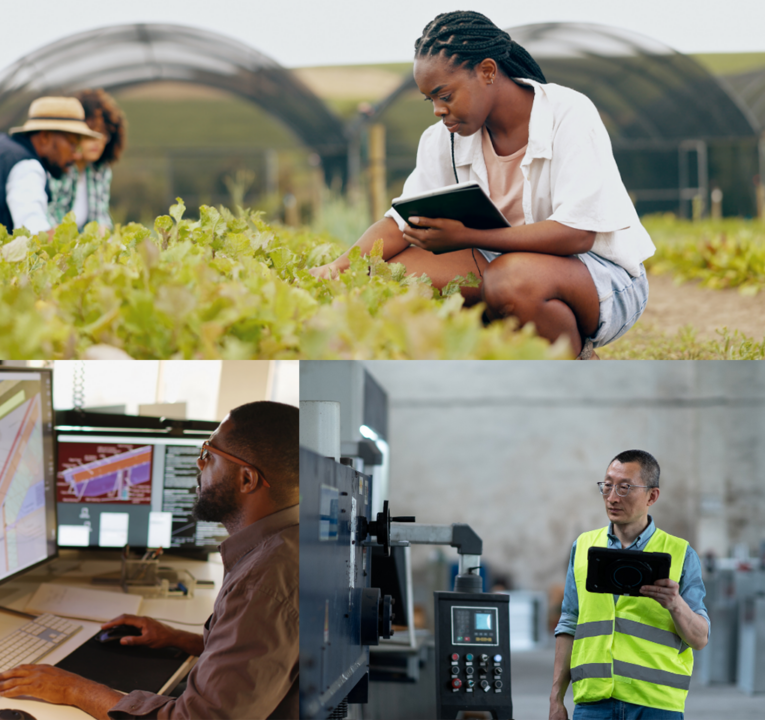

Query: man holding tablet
[[549, 450, 709, 720]]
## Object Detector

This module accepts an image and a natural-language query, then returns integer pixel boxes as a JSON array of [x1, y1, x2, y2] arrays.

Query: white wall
[[42, 359, 298, 420], [363, 361, 765, 592]]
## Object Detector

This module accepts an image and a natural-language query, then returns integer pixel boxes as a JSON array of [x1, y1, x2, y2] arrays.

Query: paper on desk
[[24, 583, 142, 622]]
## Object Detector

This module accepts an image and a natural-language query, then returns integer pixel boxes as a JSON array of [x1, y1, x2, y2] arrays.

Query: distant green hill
[[691, 52, 765, 76]]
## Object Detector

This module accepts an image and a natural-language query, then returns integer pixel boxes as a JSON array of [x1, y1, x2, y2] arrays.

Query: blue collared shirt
[[555, 516, 710, 640]]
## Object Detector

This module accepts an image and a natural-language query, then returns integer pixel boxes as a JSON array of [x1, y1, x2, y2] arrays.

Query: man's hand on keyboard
[[0, 664, 121, 720], [101, 614, 205, 657]]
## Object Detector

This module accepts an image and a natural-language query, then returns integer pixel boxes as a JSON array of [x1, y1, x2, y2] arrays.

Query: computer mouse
[[96, 624, 143, 643], [0, 710, 37, 720]]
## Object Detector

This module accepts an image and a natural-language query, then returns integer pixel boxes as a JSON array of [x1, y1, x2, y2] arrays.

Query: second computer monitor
[[56, 434, 227, 551], [0, 367, 57, 584]]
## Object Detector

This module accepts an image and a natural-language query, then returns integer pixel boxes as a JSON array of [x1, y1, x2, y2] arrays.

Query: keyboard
[[0, 613, 82, 672]]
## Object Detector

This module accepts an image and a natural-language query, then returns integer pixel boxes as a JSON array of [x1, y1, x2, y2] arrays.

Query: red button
[[451, 678, 462, 689], [451, 653, 459, 661]]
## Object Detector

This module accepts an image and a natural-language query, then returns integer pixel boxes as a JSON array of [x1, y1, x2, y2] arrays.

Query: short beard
[[38, 155, 66, 180], [192, 471, 240, 526]]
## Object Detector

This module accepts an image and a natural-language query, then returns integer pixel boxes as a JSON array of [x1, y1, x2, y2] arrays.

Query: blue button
[[493, 654, 502, 662], [466, 654, 474, 661]]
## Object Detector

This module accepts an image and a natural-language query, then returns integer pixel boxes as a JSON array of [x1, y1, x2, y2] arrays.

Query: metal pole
[[458, 554, 482, 576], [758, 133, 765, 221], [390, 523, 453, 545], [347, 131, 361, 205], [698, 140, 708, 219], [678, 143, 688, 219], [390, 524, 483, 577]]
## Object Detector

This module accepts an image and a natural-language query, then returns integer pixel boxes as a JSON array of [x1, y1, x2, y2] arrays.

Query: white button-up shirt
[[6, 159, 52, 233], [386, 78, 655, 277]]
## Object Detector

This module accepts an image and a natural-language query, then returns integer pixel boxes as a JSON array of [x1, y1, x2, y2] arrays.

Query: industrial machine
[[299, 445, 513, 719], [300, 449, 373, 719], [299, 373, 514, 719], [434, 592, 510, 719]]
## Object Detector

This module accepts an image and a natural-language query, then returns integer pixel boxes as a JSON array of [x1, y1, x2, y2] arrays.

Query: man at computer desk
[[0, 401, 299, 720]]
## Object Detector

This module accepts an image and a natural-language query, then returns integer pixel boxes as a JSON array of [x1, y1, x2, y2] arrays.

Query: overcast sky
[[2, 0, 763, 71]]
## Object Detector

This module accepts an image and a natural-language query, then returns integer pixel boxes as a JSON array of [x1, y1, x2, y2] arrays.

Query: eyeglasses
[[597, 482, 650, 497], [199, 441, 270, 488]]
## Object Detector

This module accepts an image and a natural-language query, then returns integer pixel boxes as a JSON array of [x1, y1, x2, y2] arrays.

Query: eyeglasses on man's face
[[198, 441, 270, 488], [596, 481, 650, 497]]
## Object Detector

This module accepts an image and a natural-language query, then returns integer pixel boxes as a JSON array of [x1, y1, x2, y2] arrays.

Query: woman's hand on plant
[[403, 217, 470, 253], [309, 262, 341, 279]]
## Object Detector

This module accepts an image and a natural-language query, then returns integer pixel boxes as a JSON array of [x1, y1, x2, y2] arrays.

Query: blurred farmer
[[0, 96, 102, 233], [48, 89, 126, 230]]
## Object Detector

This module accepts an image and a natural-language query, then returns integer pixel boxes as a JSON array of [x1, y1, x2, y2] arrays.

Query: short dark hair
[[225, 401, 298, 506], [609, 449, 660, 488], [415, 11, 547, 84], [74, 88, 127, 166]]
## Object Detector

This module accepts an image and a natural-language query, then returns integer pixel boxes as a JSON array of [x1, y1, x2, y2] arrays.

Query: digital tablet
[[391, 181, 509, 255], [586, 547, 671, 596]]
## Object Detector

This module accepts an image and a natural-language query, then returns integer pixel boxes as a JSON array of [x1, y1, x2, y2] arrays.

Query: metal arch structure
[[724, 67, 765, 132], [0, 23, 348, 183], [371, 21, 760, 143], [507, 23, 760, 143]]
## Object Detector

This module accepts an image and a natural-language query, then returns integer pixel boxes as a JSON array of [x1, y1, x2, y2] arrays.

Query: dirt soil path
[[642, 272, 765, 340]]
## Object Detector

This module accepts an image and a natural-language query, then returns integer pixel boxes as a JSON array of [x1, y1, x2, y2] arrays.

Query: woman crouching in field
[[310, 11, 654, 358]]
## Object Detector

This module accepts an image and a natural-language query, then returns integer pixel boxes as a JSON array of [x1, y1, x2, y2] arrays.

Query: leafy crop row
[[643, 215, 765, 295], [0, 202, 561, 360]]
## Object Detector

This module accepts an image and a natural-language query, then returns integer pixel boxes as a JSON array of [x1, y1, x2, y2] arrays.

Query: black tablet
[[586, 547, 671, 596], [391, 181, 509, 255]]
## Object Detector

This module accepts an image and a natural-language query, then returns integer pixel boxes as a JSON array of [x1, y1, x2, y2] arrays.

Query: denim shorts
[[573, 698, 683, 719], [477, 249, 648, 348], [577, 252, 648, 348]]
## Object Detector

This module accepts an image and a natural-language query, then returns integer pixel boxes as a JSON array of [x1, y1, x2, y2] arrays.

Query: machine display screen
[[450, 605, 499, 646], [475, 612, 492, 630]]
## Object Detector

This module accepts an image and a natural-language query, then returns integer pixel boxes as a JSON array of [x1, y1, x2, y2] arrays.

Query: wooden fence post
[[368, 124, 387, 221]]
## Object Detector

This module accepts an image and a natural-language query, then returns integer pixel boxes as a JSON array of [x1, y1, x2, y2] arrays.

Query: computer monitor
[[0, 367, 58, 583], [55, 416, 227, 552]]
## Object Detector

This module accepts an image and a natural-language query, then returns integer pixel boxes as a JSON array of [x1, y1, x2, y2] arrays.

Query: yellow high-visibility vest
[[570, 526, 694, 713]]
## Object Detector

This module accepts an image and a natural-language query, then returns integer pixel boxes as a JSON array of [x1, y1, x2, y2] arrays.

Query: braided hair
[[415, 12, 546, 185], [415, 11, 546, 84]]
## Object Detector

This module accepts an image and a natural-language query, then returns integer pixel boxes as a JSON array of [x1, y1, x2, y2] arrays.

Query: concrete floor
[[512, 648, 763, 720]]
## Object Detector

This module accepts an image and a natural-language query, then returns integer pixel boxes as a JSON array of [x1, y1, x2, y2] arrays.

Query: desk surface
[[0, 551, 223, 720]]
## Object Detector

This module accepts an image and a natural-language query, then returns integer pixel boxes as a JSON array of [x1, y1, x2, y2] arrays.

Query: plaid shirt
[[48, 163, 113, 228]]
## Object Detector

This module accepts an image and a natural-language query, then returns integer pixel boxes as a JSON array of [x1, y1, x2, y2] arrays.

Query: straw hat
[[9, 97, 102, 138]]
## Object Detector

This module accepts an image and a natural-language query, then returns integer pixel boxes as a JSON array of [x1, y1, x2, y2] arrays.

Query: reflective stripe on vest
[[569, 526, 693, 713]]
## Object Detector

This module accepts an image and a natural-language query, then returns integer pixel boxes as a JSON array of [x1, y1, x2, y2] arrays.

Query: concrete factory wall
[[363, 361, 765, 593]]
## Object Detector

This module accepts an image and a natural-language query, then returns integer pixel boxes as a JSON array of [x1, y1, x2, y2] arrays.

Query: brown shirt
[[109, 505, 299, 720]]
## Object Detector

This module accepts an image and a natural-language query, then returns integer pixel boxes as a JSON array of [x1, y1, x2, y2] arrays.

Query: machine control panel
[[451, 605, 499, 646], [435, 592, 512, 719], [448, 651, 505, 694]]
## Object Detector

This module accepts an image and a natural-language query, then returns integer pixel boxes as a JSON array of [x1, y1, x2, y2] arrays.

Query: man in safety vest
[[549, 449, 709, 720]]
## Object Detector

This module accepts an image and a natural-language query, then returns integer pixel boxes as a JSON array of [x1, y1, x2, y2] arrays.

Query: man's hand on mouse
[[0, 665, 121, 719], [102, 614, 206, 658], [100, 614, 176, 649]]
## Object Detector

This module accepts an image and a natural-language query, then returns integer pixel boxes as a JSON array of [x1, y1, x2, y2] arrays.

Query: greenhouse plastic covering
[[377, 22, 761, 144], [0, 23, 348, 176]]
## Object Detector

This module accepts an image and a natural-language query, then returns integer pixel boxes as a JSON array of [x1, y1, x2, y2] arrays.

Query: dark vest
[[0, 133, 49, 232]]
